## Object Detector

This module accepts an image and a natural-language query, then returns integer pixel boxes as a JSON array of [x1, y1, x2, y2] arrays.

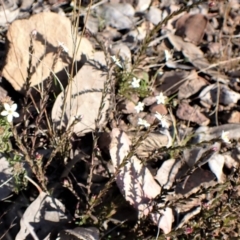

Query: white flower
[[156, 92, 167, 105], [1, 103, 19, 123], [131, 77, 141, 88], [155, 112, 170, 129], [164, 49, 172, 62], [58, 41, 68, 53], [111, 55, 122, 68], [138, 118, 150, 128], [221, 131, 230, 144], [134, 102, 145, 113]]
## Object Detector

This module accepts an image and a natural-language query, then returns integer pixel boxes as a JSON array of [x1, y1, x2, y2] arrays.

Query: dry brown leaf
[[167, 33, 229, 83], [154, 70, 191, 96], [193, 124, 240, 143], [155, 159, 184, 189], [127, 132, 169, 158], [109, 128, 161, 216], [16, 191, 70, 240], [59, 227, 99, 240], [176, 206, 201, 229], [176, 101, 210, 126], [178, 71, 208, 100], [176, 168, 215, 196], [199, 84, 240, 108], [151, 207, 174, 234], [175, 13, 208, 45]]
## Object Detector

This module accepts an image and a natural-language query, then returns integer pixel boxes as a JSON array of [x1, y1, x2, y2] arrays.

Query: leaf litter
[[1, 0, 240, 239]]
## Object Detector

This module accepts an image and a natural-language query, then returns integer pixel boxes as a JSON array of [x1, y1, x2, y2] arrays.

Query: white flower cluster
[[136, 92, 169, 129]]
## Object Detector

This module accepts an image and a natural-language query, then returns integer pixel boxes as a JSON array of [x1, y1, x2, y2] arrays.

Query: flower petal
[[11, 103, 17, 111], [3, 103, 10, 111], [7, 114, 13, 123], [13, 112, 19, 118], [1, 110, 8, 116]]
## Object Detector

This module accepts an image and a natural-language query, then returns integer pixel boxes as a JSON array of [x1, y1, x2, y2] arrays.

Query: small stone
[[146, 6, 162, 25], [143, 96, 157, 106], [3, 12, 93, 92], [150, 103, 168, 115]]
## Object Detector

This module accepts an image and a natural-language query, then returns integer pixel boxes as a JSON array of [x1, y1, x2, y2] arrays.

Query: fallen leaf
[[155, 159, 184, 189], [127, 131, 169, 158], [167, 33, 229, 83], [16, 191, 71, 240], [178, 71, 208, 100], [151, 207, 174, 234], [199, 84, 240, 108], [208, 153, 226, 183], [176, 168, 215, 195], [176, 101, 210, 126], [193, 124, 240, 143], [176, 206, 201, 229], [154, 70, 191, 96], [175, 13, 208, 45], [109, 128, 161, 216], [59, 227, 99, 240]]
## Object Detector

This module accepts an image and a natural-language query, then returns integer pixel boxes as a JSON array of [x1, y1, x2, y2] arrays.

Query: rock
[[149, 103, 168, 115], [3, 12, 93, 92], [111, 43, 131, 70], [143, 96, 156, 106], [135, 0, 151, 12], [146, 6, 162, 25], [20, 0, 34, 11], [0, 7, 19, 27], [51, 51, 110, 134], [95, 3, 134, 30], [176, 102, 210, 126]]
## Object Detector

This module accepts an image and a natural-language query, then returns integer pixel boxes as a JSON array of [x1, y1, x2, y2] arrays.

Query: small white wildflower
[[156, 92, 167, 105], [164, 49, 172, 62], [134, 102, 145, 113], [58, 41, 68, 53], [131, 77, 141, 88], [155, 112, 170, 129], [111, 55, 122, 68], [138, 118, 150, 128], [221, 131, 230, 144], [1, 103, 19, 123]]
